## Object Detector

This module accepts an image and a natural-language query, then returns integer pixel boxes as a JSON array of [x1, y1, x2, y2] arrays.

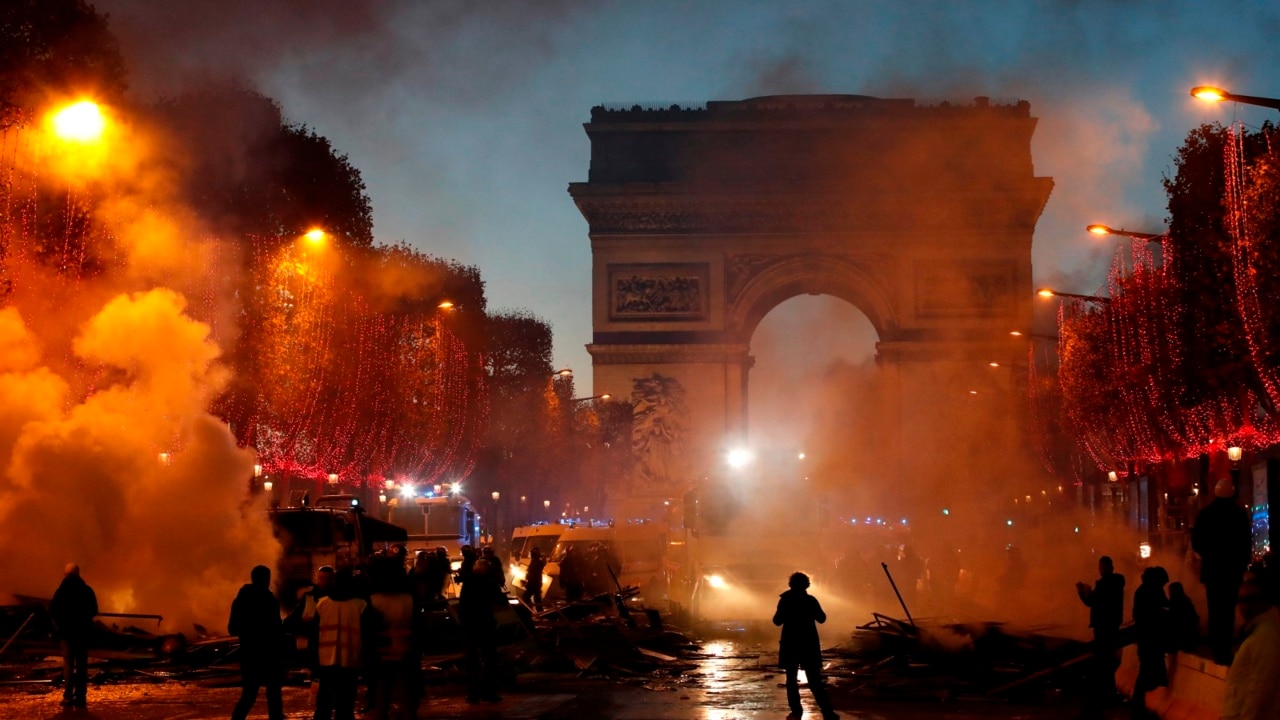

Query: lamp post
[[1191, 86, 1280, 112], [572, 393, 611, 402], [1037, 288, 1111, 305], [1086, 224, 1165, 243]]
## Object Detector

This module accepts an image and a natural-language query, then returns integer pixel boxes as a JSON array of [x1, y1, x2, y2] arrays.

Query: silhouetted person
[[1077, 555, 1126, 706], [482, 546, 506, 591], [1222, 573, 1280, 720], [456, 545, 478, 586], [1167, 581, 1200, 654], [428, 547, 450, 600], [229, 565, 286, 720], [368, 559, 420, 720], [287, 565, 334, 680], [896, 545, 923, 609], [1133, 566, 1170, 706], [458, 558, 505, 703], [50, 563, 97, 708], [1192, 477, 1252, 664], [772, 572, 838, 720], [314, 569, 369, 720], [559, 545, 585, 602], [521, 548, 547, 612]]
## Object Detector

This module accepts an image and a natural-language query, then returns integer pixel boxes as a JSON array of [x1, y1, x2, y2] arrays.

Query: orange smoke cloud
[[0, 291, 278, 632]]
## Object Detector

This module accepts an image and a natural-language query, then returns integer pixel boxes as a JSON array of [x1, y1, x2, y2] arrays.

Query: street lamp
[[1036, 288, 1110, 304], [50, 100, 106, 142], [304, 228, 327, 245], [1228, 446, 1244, 463], [1191, 86, 1280, 112], [572, 393, 611, 402], [491, 491, 500, 501], [553, 368, 573, 379], [726, 447, 755, 470], [1086, 224, 1164, 243]]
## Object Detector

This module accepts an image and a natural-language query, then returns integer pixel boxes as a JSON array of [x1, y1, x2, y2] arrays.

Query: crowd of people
[[1073, 476, 1280, 719], [42, 475, 1280, 719], [225, 542, 518, 720]]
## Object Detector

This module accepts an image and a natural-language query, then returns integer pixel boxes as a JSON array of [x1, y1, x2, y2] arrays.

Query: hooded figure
[[50, 563, 97, 708], [772, 572, 838, 720], [228, 565, 286, 720]]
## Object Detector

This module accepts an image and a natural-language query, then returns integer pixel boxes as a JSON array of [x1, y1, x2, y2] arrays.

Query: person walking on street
[[228, 565, 287, 720], [482, 546, 506, 591], [1192, 477, 1253, 664], [1222, 573, 1280, 720], [521, 548, 547, 613], [50, 563, 97, 708], [1132, 566, 1171, 708], [1076, 555, 1125, 707], [458, 557, 506, 704], [313, 569, 369, 720], [772, 572, 838, 720]]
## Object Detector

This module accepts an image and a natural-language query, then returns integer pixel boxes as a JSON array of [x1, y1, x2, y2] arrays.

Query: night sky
[[98, 0, 1280, 398]]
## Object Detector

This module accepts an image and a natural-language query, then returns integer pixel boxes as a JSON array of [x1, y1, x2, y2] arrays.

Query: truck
[[268, 494, 408, 606], [384, 491, 482, 564]]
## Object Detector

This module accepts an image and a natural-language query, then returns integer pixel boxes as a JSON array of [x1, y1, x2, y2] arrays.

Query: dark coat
[[228, 583, 286, 678], [1080, 573, 1126, 631], [772, 588, 826, 667], [1132, 582, 1169, 690], [1191, 498, 1252, 584], [50, 575, 98, 641], [458, 572, 505, 633], [526, 556, 547, 590]]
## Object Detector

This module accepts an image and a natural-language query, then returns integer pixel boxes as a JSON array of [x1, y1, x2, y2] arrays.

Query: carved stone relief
[[609, 263, 708, 320]]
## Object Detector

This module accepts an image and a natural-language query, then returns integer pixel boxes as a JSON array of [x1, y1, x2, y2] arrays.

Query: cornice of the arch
[[726, 253, 898, 342]]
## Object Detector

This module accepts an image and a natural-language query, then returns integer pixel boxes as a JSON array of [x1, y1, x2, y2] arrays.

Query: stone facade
[[570, 94, 1053, 501]]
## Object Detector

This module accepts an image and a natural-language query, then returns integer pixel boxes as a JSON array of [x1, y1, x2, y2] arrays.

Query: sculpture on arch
[[630, 373, 692, 492]]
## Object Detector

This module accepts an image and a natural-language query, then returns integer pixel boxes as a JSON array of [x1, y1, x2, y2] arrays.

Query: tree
[[150, 85, 373, 249], [0, 0, 127, 129]]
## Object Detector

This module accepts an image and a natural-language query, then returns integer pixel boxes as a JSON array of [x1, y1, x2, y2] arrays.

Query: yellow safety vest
[[315, 597, 366, 668]]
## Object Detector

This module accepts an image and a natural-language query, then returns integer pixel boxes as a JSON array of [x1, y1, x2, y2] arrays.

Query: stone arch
[[727, 253, 898, 347]]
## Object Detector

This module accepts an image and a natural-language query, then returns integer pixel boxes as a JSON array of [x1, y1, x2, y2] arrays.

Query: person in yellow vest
[[368, 558, 421, 720], [313, 569, 369, 720]]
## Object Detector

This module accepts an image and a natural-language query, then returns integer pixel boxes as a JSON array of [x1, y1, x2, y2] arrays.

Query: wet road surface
[[0, 637, 1104, 719]]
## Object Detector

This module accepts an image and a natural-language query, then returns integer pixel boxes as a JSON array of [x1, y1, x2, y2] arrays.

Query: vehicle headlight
[[705, 574, 727, 589]]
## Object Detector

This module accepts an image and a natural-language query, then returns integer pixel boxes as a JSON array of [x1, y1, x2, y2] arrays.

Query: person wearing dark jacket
[[1192, 478, 1253, 663], [50, 563, 97, 708], [1133, 566, 1171, 704], [1167, 581, 1200, 654], [521, 548, 547, 613], [1076, 555, 1125, 706], [458, 558, 506, 703], [772, 572, 838, 720], [228, 565, 286, 720]]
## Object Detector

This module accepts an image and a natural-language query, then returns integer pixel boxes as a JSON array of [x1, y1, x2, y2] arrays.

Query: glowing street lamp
[[437, 300, 455, 310], [1191, 86, 1280, 112], [304, 228, 327, 244], [1086, 224, 1164, 242], [50, 101, 106, 142], [263, 480, 274, 492], [553, 368, 573, 379], [327, 473, 340, 485], [491, 491, 500, 501], [572, 393, 611, 402], [543, 500, 551, 509], [1037, 288, 1110, 305], [1228, 446, 1244, 462]]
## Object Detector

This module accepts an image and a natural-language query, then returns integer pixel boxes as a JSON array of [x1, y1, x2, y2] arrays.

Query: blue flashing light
[[900, 518, 908, 525], [426, 491, 435, 498], [850, 518, 857, 525]]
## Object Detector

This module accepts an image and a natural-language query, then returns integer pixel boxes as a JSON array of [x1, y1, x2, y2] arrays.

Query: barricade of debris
[[0, 584, 702, 692], [825, 565, 1096, 704]]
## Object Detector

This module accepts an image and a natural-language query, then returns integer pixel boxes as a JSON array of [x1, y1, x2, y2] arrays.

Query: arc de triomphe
[[570, 95, 1053, 501]]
